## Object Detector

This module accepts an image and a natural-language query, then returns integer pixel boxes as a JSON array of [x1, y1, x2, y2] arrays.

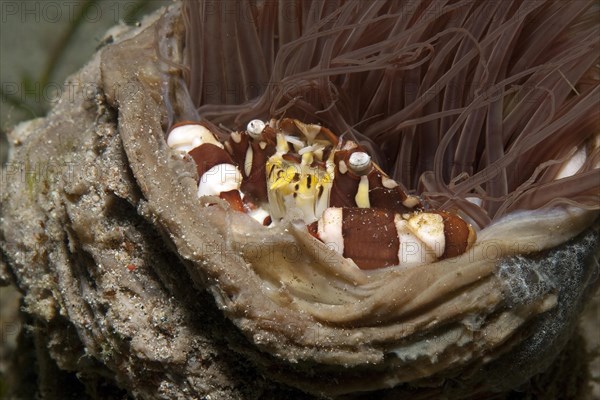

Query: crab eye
[[247, 119, 265, 138], [348, 151, 371, 174]]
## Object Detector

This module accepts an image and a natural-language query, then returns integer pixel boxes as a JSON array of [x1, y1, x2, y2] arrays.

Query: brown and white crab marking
[[167, 118, 476, 270]]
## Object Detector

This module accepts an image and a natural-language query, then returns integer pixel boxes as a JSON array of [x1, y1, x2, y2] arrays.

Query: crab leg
[[308, 207, 476, 270]]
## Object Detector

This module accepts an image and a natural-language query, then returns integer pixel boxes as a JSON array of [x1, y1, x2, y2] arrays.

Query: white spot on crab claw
[[247, 119, 265, 139], [348, 152, 371, 173], [406, 213, 445, 259], [382, 176, 398, 189], [317, 208, 344, 255], [197, 164, 243, 197], [341, 140, 358, 151], [230, 131, 243, 144], [395, 216, 427, 266], [167, 123, 223, 152], [402, 195, 421, 209], [338, 160, 348, 174]]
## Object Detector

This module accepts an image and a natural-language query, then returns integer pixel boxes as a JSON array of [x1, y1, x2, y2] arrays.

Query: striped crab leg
[[223, 120, 277, 204], [307, 208, 476, 270], [167, 121, 271, 224]]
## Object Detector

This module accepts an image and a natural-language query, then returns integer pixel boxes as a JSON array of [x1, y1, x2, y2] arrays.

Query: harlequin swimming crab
[[167, 118, 476, 270]]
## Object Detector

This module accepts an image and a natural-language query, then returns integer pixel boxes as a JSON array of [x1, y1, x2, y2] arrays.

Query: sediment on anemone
[[1, 2, 599, 399], [178, 0, 599, 230]]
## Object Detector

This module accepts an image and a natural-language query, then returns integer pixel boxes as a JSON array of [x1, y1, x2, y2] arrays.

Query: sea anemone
[[179, 0, 599, 229], [164, 0, 599, 395], [1, 1, 598, 399]]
